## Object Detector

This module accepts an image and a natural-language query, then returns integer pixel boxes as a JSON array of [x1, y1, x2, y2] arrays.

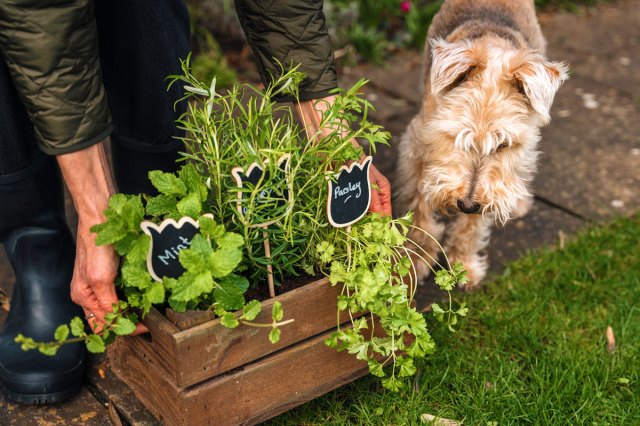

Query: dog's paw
[[512, 196, 534, 220], [449, 253, 487, 290]]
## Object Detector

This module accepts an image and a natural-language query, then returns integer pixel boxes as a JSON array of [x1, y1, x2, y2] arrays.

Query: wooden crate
[[109, 276, 374, 426]]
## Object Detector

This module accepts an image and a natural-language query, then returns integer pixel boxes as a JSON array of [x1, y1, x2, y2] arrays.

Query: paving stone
[[536, 76, 640, 220], [86, 353, 159, 426], [0, 387, 111, 426]]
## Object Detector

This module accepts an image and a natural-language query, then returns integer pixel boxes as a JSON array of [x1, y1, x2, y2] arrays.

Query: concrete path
[[1, 1, 638, 424]]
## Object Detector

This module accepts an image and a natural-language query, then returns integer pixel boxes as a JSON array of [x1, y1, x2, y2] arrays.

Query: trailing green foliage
[[318, 213, 466, 391]]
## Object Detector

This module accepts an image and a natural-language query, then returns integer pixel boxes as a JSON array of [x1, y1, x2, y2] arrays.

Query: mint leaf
[[145, 282, 166, 304], [39, 345, 59, 356], [149, 171, 187, 196], [190, 234, 213, 258], [220, 312, 239, 328], [272, 301, 284, 322], [146, 194, 177, 216], [170, 272, 214, 302], [269, 327, 281, 344], [220, 274, 249, 293], [125, 235, 150, 264], [179, 164, 208, 201], [216, 232, 244, 249], [113, 317, 136, 336], [177, 191, 201, 218], [214, 279, 245, 311], [179, 248, 207, 274], [70, 317, 86, 337], [121, 263, 152, 290], [208, 247, 242, 278], [86, 335, 106, 353], [54, 325, 69, 342], [241, 300, 261, 321]]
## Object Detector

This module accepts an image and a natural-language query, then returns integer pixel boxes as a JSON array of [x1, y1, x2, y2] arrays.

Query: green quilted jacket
[[0, 0, 337, 155]]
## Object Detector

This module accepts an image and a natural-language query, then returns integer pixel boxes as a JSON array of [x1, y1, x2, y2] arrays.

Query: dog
[[395, 0, 568, 287]]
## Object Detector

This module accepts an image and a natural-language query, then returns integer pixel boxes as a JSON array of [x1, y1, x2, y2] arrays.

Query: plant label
[[231, 154, 291, 227], [141, 215, 212, 282], [327, 156, 372, 228]]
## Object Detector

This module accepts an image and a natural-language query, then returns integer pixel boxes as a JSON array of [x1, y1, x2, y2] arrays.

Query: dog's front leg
[[444, 214, 492, 288]]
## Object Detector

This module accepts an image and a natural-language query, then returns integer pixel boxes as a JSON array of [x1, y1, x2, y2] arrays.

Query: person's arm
[[56, 141, 147, 334], [295, 96, 392, 216]]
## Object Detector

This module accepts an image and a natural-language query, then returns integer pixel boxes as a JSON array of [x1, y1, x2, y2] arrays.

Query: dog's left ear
[[429, 39, 477, 96], [514, 54, 569, 123]]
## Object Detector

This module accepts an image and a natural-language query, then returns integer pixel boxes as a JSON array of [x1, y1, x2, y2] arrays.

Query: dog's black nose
[[457, 199, 480, 214]]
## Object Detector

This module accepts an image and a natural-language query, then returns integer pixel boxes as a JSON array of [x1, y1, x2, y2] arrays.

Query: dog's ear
[[429, 39, 477, 96], [513, 54, 569, 123]]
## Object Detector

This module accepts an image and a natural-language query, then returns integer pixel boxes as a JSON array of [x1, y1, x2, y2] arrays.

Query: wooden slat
[[141, 277, 365, 388], [110, 323, 382, 426]]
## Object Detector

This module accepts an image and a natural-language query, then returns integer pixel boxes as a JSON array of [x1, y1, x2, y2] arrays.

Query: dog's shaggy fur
[[395, 0, 568, 287]]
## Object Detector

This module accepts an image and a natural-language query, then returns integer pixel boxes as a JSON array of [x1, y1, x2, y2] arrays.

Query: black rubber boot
[[0, 156, 86, 404], [110, 136, 182, 196]]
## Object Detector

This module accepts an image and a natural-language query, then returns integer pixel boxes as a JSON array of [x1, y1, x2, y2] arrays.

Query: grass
[[266, 214, 640, 425]]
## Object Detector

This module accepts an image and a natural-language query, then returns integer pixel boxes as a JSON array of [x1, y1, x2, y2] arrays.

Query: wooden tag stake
[[232, 154, 292, 298]]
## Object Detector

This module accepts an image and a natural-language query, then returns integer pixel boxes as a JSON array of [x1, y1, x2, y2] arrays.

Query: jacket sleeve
[[0, 0, 112, 155], [234, 0, 338, 102]]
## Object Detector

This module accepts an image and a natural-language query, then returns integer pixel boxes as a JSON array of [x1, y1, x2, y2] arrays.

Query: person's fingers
[[132, 323, 149, 336], [369, 166, 393, 216]]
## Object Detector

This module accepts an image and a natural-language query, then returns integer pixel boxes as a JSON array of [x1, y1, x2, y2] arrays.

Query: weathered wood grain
[[110, 325, 376, 426], [138, 277, 365, 387]]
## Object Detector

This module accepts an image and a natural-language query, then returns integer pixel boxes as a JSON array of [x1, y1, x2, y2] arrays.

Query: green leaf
[[220, 274, 249, 293], [241, 300, 262, 321], [70, 317, 86, 337], [113, 317, 137, 336], [177, 191, 201, 218], [146, 194, 177, 216], [214, 279, 245, 311], [220, 312, 239, 328], [54, 325, 69, 342], [190, 234, 213, 258], [38, 344, 59, 356], [431, 303, 445, 322], [272, 301, 284, 322], [170, 272, 214, 302], [269, 327, 281, 344], [208, 247, 243, 278], [125, 235, 150, 264], [179, 164, 208, 201], [149, 171, 187, 196], [179, 248, 207, 274], [86, 335, 106, 353], [121, 263, 152, 290], [198, 215, 217, 238], [216, 232, 244, 249], [145, 282, 166, 304]]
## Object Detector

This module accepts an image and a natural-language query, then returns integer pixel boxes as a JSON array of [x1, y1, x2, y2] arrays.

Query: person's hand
[[369, 163, 392, 216], [70, 219, 147, 335], [295, 95, 393, 217], [57, 141, 147, 335]]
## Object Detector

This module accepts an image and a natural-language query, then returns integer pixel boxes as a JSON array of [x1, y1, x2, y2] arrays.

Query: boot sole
[[0, 381, 83, 404]]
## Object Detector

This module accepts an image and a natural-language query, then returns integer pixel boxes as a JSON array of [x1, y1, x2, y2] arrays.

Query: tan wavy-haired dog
[[396, 0, 568, 287]]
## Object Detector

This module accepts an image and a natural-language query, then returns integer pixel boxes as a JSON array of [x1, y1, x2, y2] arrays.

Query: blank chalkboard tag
[[231, 154, 291, 227], [141, 215, 212, 282], [327, 156, 372, 228]]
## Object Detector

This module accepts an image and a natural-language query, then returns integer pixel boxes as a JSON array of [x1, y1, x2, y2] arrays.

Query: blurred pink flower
[[400, 0, 411, 13]]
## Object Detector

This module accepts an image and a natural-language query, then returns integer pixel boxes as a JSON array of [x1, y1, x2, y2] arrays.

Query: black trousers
[[0, 0, 191, 176]]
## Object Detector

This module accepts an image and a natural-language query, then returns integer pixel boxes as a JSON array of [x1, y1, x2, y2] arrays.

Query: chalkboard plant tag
[[326, 156, 372, 228], [231, 153, 291, 227], [231, 154, 292, 298], [141, 214, 214, 282]]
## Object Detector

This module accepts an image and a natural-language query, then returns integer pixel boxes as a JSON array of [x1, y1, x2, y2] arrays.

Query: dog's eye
[[450, 67, 475, 89], [513, 79, 527, 96]]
